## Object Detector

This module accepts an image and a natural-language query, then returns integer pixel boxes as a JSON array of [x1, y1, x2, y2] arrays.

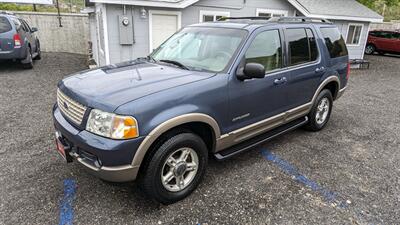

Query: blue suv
[[0, 12, 41, 69], [53, 17, 349, 204]]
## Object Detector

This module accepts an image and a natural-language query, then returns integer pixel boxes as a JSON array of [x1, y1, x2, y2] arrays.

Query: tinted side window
[[320, 27, 348, 58], [245, 30, 282, 72], [286, 28, 309, 66], [19, 19, 29, 32], [0, 16, 12, 33], [22, 20, 31, 31], [306, 28, 318, 61]]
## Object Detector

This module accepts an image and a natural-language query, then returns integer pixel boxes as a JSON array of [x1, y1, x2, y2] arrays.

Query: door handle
[[315, 67, 326, 73], [274, 77, 287, 85]]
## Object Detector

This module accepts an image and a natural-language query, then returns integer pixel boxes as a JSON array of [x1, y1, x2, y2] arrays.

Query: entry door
[[228, 29, 290, 133], [149, 11, 181, 52]]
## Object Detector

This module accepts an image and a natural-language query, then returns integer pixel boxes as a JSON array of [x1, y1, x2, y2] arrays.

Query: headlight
[[86, 109, 139, 139]]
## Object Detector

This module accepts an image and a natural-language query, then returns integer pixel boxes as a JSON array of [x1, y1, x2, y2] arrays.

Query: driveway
[[0, 54, 399, 224]]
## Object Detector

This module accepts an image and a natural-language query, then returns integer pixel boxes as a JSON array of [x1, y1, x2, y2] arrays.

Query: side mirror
[[31, 27, 38, 33], [237, 63, 266, 80]]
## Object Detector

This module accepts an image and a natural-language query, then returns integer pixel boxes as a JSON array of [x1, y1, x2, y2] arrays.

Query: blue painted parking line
[[261, 149, 348, 208], [59, 179, 76, 225]]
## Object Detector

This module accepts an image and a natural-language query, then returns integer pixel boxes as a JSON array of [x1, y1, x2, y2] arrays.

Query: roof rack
[[217, 16, 271, 21], [217, 16, 332, 24], [273, 17, 332, 24]]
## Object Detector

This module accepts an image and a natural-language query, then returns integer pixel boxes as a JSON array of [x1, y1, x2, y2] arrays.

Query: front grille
[[57, 89, 87, 125]]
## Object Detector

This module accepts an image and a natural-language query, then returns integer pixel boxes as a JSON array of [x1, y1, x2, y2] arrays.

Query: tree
[[358, 0, 399, 7]]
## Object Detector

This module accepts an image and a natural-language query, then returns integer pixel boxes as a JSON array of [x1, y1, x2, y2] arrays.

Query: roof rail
[[274, 16, 332, 24], [217, 16, 271, 21], [0, 11, 15, 15]]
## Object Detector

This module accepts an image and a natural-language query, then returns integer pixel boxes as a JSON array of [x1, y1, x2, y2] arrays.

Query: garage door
[[150, 12, 180, 51]]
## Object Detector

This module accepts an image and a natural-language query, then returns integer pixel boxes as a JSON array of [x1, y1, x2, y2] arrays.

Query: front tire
[[365, 44, 375, 55], [304, 89, 333, 131], [34, 41, 41, 60], [140, 132, 208, 204]]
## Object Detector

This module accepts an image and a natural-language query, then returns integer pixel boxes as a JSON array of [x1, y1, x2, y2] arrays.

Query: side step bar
[[214, 116, 309, 160]]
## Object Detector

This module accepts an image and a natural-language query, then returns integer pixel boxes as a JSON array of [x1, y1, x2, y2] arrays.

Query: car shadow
[[366, 53, 400, 59], [0, 60, 26, 71], [96, 128, 308, 211]]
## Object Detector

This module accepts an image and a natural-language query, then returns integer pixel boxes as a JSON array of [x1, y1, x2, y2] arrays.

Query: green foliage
[[357, 0, 400, 21], [0, 0, 84, 13]]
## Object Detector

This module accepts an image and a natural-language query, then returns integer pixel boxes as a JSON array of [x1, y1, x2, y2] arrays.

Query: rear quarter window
[[0, 17, 12, 33], [320, 27, 348, 58]]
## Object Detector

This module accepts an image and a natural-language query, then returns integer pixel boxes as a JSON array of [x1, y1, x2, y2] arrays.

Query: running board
[[214, 116, 308, 160]]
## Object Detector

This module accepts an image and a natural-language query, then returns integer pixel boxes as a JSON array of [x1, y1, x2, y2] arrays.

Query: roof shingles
[[292, 0, 383, 19]]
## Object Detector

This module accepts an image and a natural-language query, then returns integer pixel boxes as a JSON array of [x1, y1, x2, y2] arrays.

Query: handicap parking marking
[[59, 179, 77, 225], [261, 148, 349, 208]]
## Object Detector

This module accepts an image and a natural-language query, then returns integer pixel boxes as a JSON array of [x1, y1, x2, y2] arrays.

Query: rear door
[[0, 16, 14, 52], [19, 19, 35, 51], [284, 26, 324, 108]]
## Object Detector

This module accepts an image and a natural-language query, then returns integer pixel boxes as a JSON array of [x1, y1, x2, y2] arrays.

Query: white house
[[82, 0, 383, 66]]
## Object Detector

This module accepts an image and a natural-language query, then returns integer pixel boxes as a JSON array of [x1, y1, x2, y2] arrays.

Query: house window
[[346, 24, 363, 45], [199, 11, 230, 22], [256, 9, 288, 18]]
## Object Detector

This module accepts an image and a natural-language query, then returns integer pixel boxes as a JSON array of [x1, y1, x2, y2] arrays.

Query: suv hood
[[59, 61, 215, 112]]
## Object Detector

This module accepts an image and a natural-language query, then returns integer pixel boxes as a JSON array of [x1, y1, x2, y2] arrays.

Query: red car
[[365, 30, 400, 55]]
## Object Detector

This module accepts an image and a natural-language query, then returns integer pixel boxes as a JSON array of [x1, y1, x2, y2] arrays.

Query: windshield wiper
[[146, 55, 157, 62], [159, 59, 190, 70]]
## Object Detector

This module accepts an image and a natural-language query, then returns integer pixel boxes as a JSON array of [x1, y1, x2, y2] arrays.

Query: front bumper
[[53, 105, 145, 182]]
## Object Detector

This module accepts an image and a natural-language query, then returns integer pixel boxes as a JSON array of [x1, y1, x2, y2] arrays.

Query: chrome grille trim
[[57, 89, 87, 125]]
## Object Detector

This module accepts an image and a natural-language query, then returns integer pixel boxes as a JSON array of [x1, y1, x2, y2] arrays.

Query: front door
[[149, 11, 181, 53], [228, 29, 290, 135], [378, 31, 398, 52]]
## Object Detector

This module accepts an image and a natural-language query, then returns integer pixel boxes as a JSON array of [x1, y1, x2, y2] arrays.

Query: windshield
[[151, 27, 247, 72]]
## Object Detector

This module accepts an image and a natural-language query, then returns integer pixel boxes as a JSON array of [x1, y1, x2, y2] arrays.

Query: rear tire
[[22, 47, 33, 69], [34, 41, 41, 60], [140, 132, 208, 205], [304, 89, 333, 132]]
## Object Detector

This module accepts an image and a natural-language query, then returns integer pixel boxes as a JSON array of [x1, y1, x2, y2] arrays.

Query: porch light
[[140, 7, 147, 19]]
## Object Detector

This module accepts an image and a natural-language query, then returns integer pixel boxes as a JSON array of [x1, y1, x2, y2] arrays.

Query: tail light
[[346, 61, 350, 80], [13, 34, 21, 48]]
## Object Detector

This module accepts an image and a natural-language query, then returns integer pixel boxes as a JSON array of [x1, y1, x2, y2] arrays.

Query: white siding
[[102, 0, 297, 65], [93, 0, 370, 66]]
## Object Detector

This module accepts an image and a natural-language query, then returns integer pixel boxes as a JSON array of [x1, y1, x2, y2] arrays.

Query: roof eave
[[89, 0, 199, 8], [308, 14, 383, 23], [287, 0, 383, 23]]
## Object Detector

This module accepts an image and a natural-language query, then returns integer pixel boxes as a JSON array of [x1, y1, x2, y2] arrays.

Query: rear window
[[0, 16, 12, 33], [320, 27, 348, 58], [286, 28, 319, 66]]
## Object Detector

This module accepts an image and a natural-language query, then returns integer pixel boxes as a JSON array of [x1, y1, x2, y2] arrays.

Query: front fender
[[131, 112, 221, 168]]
